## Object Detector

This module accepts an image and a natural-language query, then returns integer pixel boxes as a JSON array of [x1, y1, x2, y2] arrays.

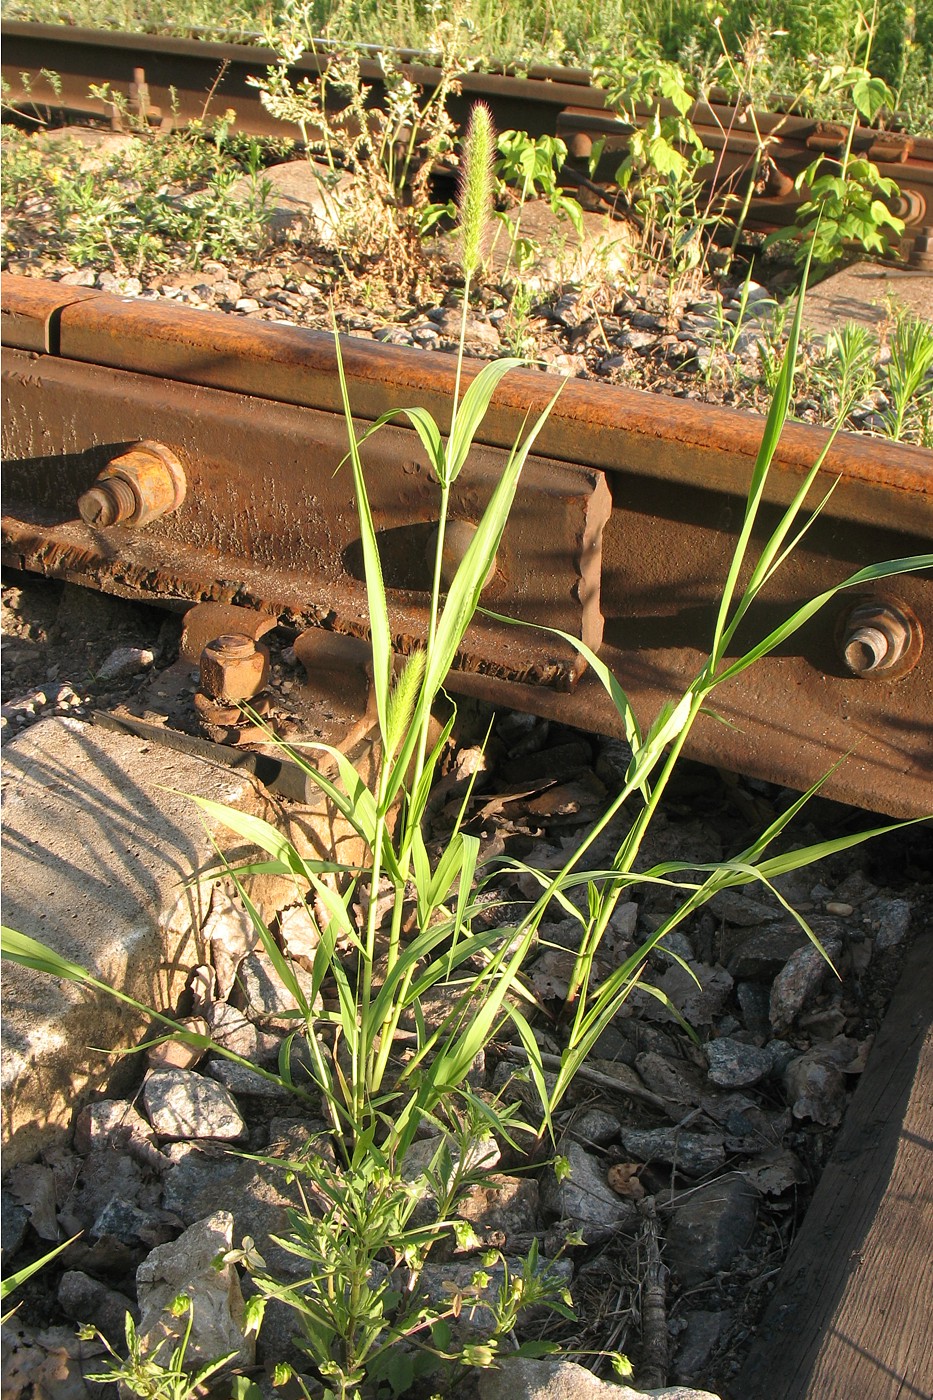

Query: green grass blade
[[715, 554, 933, 684], [446, 357, 525, 483], [1, 1233, 82, 1304], [424, 385, 564, 703], [710, 247, 814, 663], [333, 326, 393, 744]]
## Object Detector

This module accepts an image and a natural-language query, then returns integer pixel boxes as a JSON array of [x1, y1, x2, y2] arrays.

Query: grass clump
[[3, 108, 932, 1400]]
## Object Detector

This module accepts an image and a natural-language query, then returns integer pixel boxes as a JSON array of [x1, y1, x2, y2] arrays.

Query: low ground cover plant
[[0, 109, 274, 275], [3, 102, 931, 1397]]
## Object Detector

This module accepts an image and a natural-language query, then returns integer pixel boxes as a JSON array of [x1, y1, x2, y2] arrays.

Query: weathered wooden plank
[[737, 929, 933, 1400]]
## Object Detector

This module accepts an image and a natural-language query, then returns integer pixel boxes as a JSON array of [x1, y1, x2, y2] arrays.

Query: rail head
[[3, 275, 931, 536]]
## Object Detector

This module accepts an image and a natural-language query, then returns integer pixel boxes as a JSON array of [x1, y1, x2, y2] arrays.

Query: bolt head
[[200, 637, 270, 702]]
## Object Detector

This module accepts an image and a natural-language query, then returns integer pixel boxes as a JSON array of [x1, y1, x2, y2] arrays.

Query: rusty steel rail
[[3, 20, 932, 247], [3, 275, 933, 817]]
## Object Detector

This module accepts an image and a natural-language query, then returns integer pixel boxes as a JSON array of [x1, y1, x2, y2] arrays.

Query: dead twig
[[636, 1195, 669, 1390]]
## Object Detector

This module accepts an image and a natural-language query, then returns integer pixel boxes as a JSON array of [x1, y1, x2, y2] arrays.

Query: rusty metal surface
[[4, 21, 931, 235], [1, 345, 610, 688], [2, 281, 931, 817], [4, 279, 932, 534], [180, 602, 277, 661]]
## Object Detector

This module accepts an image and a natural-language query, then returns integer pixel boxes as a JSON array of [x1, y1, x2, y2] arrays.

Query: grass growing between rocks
[[3, 116, 932, 1399]]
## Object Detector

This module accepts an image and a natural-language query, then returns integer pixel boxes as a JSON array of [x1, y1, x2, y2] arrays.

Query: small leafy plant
[[595, 51, 713, 304], [767, 60, 905, 266], [248, 0, 463, 290], [82, 1297, 244, 1400], [490, 129, 585, 280]]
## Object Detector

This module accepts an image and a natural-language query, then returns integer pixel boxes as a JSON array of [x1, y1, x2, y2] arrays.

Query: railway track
[[3, 274, 932, 818], [3, 19, 933, 252]]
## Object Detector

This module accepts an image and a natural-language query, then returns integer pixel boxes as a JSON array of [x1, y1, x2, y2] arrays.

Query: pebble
[[705, 1036, 774, 1087], [96, 646, 155, 681], [142, 1067, 247, 1140], [769, 936, 843, 1034]]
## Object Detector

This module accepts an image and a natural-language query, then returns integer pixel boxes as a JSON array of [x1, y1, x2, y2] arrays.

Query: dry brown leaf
[[607, 1162, 646, 1200]]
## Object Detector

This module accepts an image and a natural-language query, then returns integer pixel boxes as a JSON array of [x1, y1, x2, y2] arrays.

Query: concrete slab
[[800, 263, 933, 338], [1, 716, 265, 1166]]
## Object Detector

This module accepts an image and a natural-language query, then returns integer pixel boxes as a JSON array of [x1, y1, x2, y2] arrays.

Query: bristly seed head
[[457, 102, 495, 281]]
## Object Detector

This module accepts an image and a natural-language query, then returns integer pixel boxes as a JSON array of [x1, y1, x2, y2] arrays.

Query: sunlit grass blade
[[710, 243, 814, 663], [424, 385, 565, 705], [445, 357, 525, 483], [715, 554, 933, 684], [333, 322, 393, 744]]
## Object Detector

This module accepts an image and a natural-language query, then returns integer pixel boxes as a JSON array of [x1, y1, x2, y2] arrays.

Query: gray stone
[[477, 1357, 721, 1399], [136, 1211, 253, 1370], [163, 1152, 309, 1282], [769, 937, 842, 1033], [73, 1099, 154, 1155], [570, 1109, 621, 1146], [708, 890, 778, 926], [665, 1175, 758, 1286], [58, 1270, 137, 1344], [865, 895, 911, 951], [90, 1195, 154, 1245], [619, 1126, 725, 1178], [205, 1058, 293, 1100], [783, 1039, 857, 1126], [653, 931, 696, 966], [1, 1188, 29, 1260], [96, 646, 155, 681], [652, 963, 734, 1026], [674, 1309, 727, 1385], [1, 717, 262, 1166], [433, 307, 501, 351], [540, 1141, 639, 1239], [725, 924, 808, 980], [143, 1068, 246, 1141], [635, 1051, 705, 1107], [735, 981, 771, 1037], [206, 1001, 282, 1064], [617, 327, 657, 350], [235, 950, 318, 1027], [705, 1037, 773, 1088], [455, 1174, 540, 1250], [59, 1150, 145, 1234]]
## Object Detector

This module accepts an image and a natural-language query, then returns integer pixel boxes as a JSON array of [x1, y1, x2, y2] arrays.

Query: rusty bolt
[[909, 226, 933, 271], [78, 440, 186, 528], [199, 633, 270, 703], [839, 601, 917, 678]]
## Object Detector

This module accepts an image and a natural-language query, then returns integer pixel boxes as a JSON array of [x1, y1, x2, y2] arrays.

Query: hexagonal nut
[[200, 638, 270, 703]]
